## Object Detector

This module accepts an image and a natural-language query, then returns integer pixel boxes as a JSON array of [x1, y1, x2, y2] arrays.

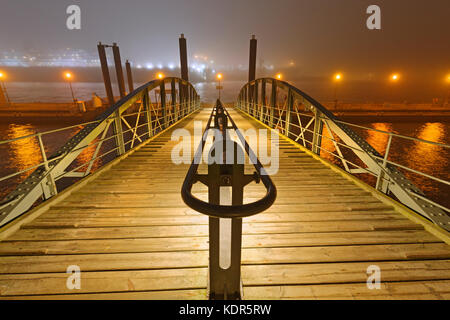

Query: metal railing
[[0, 77, 200, 227], [236, 77, 450, 232], [182, 100, 276, 299]]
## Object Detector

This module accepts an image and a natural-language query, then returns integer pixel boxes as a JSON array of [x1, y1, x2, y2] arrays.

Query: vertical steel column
[[125, 60, 134, 93], [312, 110, 324, 155], [179, 34, 189, 81], [208, 145, 244, 300], [171, 78, 177, 121], [97, 42, 114, 106], [260, 79, 266, 122], [112, 43, 126, 99], [270, 81, 277, 127], [285, 88, 293, 138], [160, 80, 167, 128]]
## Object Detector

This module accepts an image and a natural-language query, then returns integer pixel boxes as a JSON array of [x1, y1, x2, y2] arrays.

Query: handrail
[[236, 77, 450, 232], [181, 100, 277, 218], [0, 77, 200, 227]]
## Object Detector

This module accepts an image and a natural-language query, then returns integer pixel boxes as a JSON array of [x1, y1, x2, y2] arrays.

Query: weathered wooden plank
[[243, 280, 450, 300], [0, 230, 439, 255], [1, 243, 450, 274]]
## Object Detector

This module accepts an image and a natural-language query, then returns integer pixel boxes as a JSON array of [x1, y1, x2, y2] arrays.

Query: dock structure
[[0, 103, 449, 299]]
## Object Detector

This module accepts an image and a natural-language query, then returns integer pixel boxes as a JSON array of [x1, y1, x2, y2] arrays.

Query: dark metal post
[[97, 42, 114, 106], [179, 34, 189, 81], [253, 80, 259, 118], [248, 35, 257, 82], [112, 43, 126, 99], [125, 60, 134, 93]]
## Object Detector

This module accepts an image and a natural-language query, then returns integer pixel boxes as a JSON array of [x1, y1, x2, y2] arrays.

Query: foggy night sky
[[0, 0, 449, 81]]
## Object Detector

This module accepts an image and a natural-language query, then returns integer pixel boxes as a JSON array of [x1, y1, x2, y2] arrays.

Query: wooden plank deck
[[0, 105, 450, 299]]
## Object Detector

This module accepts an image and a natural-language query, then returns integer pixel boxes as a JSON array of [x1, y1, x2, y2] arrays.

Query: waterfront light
[[217, 73, 223, 80], [333, 73, 343, 106], [446, 74, 450, 83], [157, 72, 164, 79], [216, 73, 223, 99], [0, 71, 11, 104], [275, 73, 282, 80], [390, 73, 400, 82], [63, 72, 76, 103], [334, 73, 342, 81]]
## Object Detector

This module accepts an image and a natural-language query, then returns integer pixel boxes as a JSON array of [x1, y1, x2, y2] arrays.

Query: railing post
[[144, 89, 153, 138], [312, 110, 324, 155], [285, 88, 293, 138], [270, 81, 277, 128], [37, 133, 58, 199], [113, 109, 126, 155], [260, 79, 266, 122], [375, 133, 393, 193], [171, 78, 177, 122], [246, 86, 250, 114], [253, 80, 259, 119], [160, 80, 167, 128]]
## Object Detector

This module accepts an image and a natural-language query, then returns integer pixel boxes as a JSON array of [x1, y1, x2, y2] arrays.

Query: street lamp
[[157, 72, 164, 79], [216, 73, 223, 99], [64, 72, 77, 104], [0, 71, 11, 104], [275, 73, 282, 80], [333, 73, 342, 107]]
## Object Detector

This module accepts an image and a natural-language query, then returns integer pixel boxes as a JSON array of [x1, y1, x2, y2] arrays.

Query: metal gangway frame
[[0, 77, 200, 227], [236, 77, 450, 232]]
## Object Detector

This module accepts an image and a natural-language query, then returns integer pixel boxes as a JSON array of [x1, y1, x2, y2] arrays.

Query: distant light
[[446, 74, 450, 83], [146, 63, 154, 70], [275, 73, 282, 80], [64, 72, 73, 80], [168, 63, 175, 70], [334, 73, 342, 81], [157, 72, 164, 79], [390, 73, 400, 81], [157, 63, 163, 69], [217, 73, 223, 80], [0, 72, 4, 79], [136, 64, 142, 69]]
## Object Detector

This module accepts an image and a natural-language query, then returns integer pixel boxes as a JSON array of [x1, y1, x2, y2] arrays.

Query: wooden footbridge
[[0, 37, 449, 300]]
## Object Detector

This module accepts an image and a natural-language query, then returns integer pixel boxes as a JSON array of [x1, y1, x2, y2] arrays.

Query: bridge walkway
[[0, 106, 450, 299]]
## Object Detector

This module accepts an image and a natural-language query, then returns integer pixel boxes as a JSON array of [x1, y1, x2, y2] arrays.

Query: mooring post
[[112, 43, 126, 99], [248, 35, 257, 113], [97, 42, 114, 106], [125, 60, 134, 93]]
